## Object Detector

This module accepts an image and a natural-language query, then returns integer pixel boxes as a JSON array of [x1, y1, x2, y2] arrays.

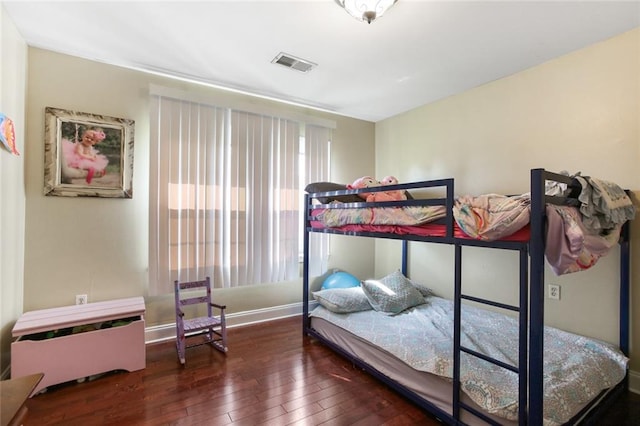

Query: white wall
[[375, 29, 640, 373], [0, 5, 27, 374], [11, 9, 639, 388]]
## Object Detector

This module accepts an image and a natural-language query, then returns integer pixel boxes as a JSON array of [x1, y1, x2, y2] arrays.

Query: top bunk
[[305, 168, 635, 263]]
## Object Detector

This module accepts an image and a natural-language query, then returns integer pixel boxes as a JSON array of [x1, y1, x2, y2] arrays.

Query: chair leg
[[176, 333, 186, 365], [221, 311, 228, 353], [206, 327, 226, 354]]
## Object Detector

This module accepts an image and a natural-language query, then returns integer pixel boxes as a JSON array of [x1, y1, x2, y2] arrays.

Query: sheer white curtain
[[149, 95, 303, 294], [227, 110, 300, 287], [305, 125, 331, 277]]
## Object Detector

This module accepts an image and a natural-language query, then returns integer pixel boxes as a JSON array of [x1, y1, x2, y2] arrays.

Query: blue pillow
[[322, 271, 360, 290]]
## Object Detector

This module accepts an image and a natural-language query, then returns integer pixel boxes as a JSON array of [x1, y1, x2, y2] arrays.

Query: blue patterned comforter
[[310, 297, 627, 425]]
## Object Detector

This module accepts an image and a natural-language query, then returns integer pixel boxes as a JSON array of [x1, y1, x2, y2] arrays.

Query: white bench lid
[[12, 297, 145, 337]]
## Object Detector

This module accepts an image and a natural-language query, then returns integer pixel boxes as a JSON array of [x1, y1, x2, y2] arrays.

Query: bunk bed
[[302, 168, 634, 426]]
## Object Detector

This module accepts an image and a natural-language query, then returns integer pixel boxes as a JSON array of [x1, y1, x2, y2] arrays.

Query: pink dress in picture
[[62, 139, 109, 173]]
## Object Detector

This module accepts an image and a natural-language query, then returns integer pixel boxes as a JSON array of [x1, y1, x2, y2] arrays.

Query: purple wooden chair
[[174, 277, 227, 365]]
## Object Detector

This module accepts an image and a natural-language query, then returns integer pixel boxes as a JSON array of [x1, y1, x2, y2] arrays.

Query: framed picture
[[44, 107, 135, 198]]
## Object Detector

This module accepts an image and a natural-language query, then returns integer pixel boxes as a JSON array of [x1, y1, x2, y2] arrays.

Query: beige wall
[[23, 48, 375, 329], [376, 29, 640, 373], [0, 6, 27, 375]]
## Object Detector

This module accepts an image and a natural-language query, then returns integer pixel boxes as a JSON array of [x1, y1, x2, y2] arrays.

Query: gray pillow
[[409, 279, 434, 297], [382, 269, 434, 297], [361, 270, 425, 315], [312, 287, 372, 313]]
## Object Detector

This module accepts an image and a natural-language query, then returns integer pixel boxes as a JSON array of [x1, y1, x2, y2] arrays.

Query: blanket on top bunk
[[309, 173, 635, 236], [573, 175, 636, 232], [452, 193, 530, 240], [310, 296, 628, 425], [310, 195, 527, 240], [313, 205, 446, 227], [545, 205, 622, 275]]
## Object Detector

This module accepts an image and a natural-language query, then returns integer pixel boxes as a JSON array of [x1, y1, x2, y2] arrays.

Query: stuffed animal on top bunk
[[347, 175, 407, 202], [347, 176, 379, 201], [380, 176, 408, 201]]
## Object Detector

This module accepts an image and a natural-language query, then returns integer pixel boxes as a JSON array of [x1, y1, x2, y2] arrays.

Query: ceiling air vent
[[271, 52, 317, 73]]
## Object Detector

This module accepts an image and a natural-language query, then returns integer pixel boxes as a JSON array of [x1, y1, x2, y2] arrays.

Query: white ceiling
[[3, 1, 639, 122]]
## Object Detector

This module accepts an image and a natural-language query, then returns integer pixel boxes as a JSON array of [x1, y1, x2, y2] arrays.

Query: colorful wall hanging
[[0, 113, 20, 156]]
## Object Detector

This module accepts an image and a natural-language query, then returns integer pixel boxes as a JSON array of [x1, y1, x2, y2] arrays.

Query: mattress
[[308, 297, 628, 425], [310, 315, 516, 426], [310, 217, 531, 242]]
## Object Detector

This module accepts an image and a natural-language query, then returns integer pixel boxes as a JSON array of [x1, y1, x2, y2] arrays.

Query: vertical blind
[[149, 94, 330, 295], [304, 124, 331, 277]]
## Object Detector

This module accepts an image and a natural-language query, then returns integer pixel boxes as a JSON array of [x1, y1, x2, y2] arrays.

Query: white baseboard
[[145, 301, 318, 344], [629, 369, 640, 394]]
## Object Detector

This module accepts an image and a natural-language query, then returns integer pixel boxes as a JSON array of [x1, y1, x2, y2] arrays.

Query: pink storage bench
[[11, 297, 145, 396]]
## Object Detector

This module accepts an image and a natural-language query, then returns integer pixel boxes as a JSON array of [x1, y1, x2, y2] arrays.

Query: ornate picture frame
[[44, 107, 135, 198]]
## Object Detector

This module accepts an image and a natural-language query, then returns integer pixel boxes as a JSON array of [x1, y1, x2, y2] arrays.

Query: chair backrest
[[174, 277, 213, 318]]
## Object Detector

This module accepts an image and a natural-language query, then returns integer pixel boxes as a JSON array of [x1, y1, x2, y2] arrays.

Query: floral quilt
[[314, 205, 446, 228], [310, 296, 627, 425], [453, 193, 531, 241]]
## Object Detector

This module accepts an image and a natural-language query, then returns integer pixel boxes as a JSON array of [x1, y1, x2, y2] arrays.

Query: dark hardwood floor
[[22, 316, 639, 425]]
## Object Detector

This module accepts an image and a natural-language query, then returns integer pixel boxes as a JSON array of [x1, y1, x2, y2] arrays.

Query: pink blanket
[[545, 205, 620, 275]]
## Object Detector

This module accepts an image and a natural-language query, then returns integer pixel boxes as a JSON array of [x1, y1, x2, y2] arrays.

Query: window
[[149, 93, 331, 294]]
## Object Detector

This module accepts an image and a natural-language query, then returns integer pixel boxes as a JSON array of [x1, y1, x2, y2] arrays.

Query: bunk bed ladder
[[453, 243, 529, 426], [451, 171, 540, 426]]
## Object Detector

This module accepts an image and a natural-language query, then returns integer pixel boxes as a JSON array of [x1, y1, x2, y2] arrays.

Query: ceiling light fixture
[[335, 0, 398, 24]]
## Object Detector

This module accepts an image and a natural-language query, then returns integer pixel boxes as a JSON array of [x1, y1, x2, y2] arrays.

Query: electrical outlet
[[76, 294, 88, 305], [548, 284, 560, 300]]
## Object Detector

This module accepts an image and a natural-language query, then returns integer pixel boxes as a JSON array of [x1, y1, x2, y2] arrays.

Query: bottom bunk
[[308, 316, 512, 426], [306, 295, 628, 425]]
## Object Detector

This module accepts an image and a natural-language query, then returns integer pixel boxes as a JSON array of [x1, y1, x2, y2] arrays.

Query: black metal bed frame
[[302, 168, 630, 425]]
